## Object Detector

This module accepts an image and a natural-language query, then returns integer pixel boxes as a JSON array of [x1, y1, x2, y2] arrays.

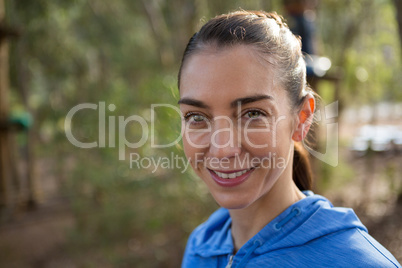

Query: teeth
[[213, 169, 250, 179], [218, 172, 229, 179]]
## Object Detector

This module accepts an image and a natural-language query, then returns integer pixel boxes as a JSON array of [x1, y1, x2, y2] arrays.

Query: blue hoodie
[[182, 191, 401, 267]]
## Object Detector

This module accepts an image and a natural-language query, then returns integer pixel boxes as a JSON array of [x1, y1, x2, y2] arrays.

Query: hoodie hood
[[188, 191, 367, 258]]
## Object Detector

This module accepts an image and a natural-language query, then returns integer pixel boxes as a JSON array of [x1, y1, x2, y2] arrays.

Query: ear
[[292, 94, 315, 142]]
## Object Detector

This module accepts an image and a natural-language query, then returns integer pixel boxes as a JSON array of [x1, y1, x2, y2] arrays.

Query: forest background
[[1, 0, 402, 267]]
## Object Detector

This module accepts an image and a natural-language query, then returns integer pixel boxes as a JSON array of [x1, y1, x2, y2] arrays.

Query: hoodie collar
[[189, 191, 367, 258]]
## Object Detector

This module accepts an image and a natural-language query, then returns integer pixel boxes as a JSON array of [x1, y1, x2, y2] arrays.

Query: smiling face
[[179, 45, 299, 210]]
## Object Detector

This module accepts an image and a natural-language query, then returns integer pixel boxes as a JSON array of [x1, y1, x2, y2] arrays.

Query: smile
[[207, 168, 255, 187], [212, 169, 251, 179]]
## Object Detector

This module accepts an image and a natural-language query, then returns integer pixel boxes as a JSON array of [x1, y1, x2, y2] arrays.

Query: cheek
[[242, 130, 273, 151], [182, 124, 211, 151], [182, 128, 210, 156], [242, 118, 293, 156]]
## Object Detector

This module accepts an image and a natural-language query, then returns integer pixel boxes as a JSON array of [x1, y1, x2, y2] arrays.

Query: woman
[[178, 10, 400, 267]]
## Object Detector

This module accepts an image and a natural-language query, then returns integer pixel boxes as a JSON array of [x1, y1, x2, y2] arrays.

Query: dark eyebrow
[[178, 94, 273, 109], [230, 94, 274, 108], [177, 98, 210, 109]]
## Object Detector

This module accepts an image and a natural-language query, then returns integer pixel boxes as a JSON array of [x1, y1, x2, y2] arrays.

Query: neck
[[229, 167, 305, 253]]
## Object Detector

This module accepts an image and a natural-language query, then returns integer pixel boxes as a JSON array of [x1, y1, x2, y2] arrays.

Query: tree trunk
[[0, 0, 13, 211], [394, 0, 402, 61]]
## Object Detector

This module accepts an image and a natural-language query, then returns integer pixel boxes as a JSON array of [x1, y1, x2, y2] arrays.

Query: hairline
[[179, 42, 282, 89]]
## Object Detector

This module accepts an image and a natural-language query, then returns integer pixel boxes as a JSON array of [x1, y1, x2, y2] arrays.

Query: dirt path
[[0, 200, 74, 267]]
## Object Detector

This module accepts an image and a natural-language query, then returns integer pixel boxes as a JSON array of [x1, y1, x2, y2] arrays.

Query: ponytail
[[292, 142, 313, 191]]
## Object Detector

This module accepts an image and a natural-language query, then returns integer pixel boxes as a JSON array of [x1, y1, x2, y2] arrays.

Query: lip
[[211, 169, 249, 174], [207, 168, 255, 187]]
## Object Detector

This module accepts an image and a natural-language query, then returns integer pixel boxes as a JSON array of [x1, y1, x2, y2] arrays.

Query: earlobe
[[292, 94, 315, 142]]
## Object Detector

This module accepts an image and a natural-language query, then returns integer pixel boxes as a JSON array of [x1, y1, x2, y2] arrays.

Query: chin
[[211, 193, 256, 210]]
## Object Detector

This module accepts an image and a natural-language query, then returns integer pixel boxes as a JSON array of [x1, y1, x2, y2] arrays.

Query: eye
[[244, 110, 264, 119], [192, 114, 205, 122], [184, 112, 208, 125]]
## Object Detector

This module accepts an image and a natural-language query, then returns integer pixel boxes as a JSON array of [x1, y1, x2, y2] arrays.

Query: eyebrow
[[177, 94, 273, 109], [177, 98, 210, 109], [230, 94, 273, 108]]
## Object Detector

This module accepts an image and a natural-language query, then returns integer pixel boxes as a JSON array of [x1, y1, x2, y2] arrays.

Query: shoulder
[[251, 193, 401, 267], [251, 226, 401, 267], [293, 227, 400, 267], [297, 193, 401, 267]]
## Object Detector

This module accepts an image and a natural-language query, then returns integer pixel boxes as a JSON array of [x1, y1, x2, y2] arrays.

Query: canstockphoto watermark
[[130, 152, 287, 173], [64, 101, 338, 166]]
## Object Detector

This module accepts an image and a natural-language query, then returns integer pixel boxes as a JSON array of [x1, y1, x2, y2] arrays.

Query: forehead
[[179, 45, 285, 103]]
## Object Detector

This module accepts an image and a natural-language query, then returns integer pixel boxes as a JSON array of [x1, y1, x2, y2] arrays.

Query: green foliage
[[317, 0, 402, 105]]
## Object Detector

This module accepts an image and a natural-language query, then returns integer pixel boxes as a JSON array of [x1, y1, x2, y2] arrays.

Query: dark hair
[[178, 10, 314, 190]]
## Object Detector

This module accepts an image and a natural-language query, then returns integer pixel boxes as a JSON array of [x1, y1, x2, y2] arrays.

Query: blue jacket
[[182, 191, 401, 267]]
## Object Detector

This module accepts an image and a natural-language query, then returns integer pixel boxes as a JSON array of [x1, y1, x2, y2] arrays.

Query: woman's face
[[179, 45, 298, 209]]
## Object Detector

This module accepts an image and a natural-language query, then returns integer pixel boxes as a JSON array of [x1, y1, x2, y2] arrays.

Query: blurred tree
[[317, 0, 401, 104], [394, 0, 402, 60], [0, 0, 12, 211], [0, 0, 28, 214]]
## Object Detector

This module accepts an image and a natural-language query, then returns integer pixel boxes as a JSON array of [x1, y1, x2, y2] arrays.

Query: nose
[[208, 117, 241, 159]]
